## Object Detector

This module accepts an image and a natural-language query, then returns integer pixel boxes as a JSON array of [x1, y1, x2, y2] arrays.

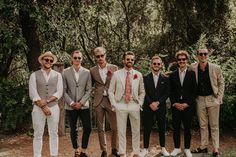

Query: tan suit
[[90, 64, 118, 151], [108, 68, 145, 155], [191, 62, 225, 149]]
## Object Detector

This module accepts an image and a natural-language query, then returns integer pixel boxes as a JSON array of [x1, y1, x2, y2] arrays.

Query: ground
[[0, 129, 236, 157]]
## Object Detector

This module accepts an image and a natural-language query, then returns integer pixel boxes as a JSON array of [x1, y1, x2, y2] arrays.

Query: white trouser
[[115, 100, 140, 155], [32, 105, 60, 157]]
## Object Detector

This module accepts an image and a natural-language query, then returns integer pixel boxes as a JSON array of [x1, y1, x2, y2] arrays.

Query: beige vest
[[35, 70, 58, 107]]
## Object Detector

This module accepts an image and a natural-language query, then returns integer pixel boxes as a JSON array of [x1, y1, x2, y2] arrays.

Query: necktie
[[125, 71, 131, 103]]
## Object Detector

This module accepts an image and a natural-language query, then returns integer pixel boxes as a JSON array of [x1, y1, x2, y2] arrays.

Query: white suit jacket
[[108, 68, 145, 109]]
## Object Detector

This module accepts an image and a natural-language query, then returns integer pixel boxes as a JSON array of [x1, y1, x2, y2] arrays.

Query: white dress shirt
[[179, 68, 187, 86], [29, 69, 63, 102], [98, 64, 108, 84], [152, 72, 160, 88], [72, 66, 83, 82]]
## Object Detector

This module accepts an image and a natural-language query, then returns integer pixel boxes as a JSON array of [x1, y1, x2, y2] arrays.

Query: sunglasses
[[73, 57, 82, 60], [198, 53, 208, 56], [95, 54, 105, 59], [178, 58, 187, 61], [153, 63, 161, 66], [126, 58, 134, 61], [44, 58, 54, 63]]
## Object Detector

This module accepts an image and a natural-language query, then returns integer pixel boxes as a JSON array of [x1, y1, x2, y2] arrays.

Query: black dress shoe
[[112, 148, 120, 157], [101, 151, 107, 157], [191, 147, 208, 153], [79, 152, 88, 157], [213, 152, 221, 157]]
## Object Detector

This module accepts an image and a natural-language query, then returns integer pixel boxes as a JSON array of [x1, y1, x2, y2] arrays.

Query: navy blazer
[[143, 72, 169, 110], [169, 68, 197, 108]]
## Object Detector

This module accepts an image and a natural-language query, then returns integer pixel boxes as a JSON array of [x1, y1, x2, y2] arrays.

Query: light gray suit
[[191, 62, 224, 149], [63, 66, 92, 110], [108, 68, 145, 155], [62, 66, 92, 150]]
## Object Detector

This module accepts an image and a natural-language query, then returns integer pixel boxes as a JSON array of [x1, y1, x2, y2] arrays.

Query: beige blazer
[[191, 62, 225, 105], [90, 64, 118, 107], [63, 66, 92, 110], [108, 68, 145, 108]]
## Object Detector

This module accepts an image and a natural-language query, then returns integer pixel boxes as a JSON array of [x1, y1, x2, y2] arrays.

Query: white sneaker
[[161, 147, 170, 156], [170, 148, 181, 156], [184, 149, 192, 157], [139, 148, 148, 157]]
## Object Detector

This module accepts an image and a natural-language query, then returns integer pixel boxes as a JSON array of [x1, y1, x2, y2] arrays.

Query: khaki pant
[[114, 100, 140, 155], [196, 95, 220, 149]]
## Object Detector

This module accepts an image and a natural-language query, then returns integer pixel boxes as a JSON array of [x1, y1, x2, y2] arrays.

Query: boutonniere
[[107, 69, 113, 77], [133, 74, 138, 79]]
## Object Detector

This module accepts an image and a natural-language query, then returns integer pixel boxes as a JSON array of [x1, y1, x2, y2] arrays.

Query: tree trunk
[[19, 10, 41, 72]]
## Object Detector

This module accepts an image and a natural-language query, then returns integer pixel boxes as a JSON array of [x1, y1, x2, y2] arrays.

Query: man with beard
[[169, 50, 197, 157], [63, 50, 92, 157], [29, 51, 63, 157], [140, 55, 170, 157], [191, 48, 224, 157], [108, 51, 145, 157], [90, 47, 119, 157]]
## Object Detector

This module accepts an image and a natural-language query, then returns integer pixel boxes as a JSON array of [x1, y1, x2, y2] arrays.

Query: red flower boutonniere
[[107, 70, 113, 77], [133, 74, 138, 79]]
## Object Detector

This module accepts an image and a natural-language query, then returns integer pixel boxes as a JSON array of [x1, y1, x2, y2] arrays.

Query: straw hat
[[38, 51, 57, 65]]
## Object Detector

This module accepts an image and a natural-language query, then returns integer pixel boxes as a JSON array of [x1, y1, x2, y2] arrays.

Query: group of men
[[29, 47, 224, 157]]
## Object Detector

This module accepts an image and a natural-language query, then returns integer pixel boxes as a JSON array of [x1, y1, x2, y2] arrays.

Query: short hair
[[197, 48, 208, 54], [175, 50, 189, 60], [71, 50, 82, 57], [122, 51, 135, 60], [151, 55, 162, 63], [94, 47, 106, 55]]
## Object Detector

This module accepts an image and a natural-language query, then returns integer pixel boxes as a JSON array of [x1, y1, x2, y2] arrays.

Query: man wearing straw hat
[[29, 51, 63, 157]]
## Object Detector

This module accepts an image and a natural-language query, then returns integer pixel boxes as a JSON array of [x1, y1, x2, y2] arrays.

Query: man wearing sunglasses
[[169, 50, 197, 157], [62, 50, 92, 157], [140, 55, 170, 157], [108, 51, 145, 157], [29, 51, 63, 157], [90, 47, 120, 157], [191, 48, 225, 157]]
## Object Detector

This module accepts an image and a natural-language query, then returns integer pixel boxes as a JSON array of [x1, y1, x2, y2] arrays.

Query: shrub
[[0, 78, 32, 132]]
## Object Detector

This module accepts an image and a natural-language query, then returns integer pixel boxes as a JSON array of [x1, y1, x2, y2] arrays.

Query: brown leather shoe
[[133, 154, 140, 157], [191, 147, 208, 153], [79, 152, 88, 157]]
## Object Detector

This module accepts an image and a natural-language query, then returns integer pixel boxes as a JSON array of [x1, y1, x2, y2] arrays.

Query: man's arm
[[108, 73, 117, 107]]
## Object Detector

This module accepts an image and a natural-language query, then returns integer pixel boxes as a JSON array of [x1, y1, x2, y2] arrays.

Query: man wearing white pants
[[108, 51, 145, 157], [29, 51, 63, 157]]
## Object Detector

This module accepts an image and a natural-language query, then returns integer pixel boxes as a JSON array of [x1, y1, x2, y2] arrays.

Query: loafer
[[101, 151, 107, 157], [191, 147, 208, 153], [112, 148, 120, 157], [213, 152, 221, 157]]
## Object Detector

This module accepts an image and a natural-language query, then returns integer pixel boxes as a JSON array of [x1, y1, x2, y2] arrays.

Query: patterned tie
[[125, 71, 132, 103]]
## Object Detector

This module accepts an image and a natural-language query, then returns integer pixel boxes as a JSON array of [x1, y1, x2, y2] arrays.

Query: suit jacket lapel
[[118, 69, 126, 89], [94, 66, 104, 84], [176, 69, 182, 87], [69, 67, 78, 83], [156, 73, 163, 89]]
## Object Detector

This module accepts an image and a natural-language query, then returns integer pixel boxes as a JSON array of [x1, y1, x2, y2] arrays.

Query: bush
[[0, 78, 32, 132]]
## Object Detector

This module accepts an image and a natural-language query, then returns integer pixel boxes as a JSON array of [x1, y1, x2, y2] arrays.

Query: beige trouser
[[196, 95, 220, 149], [114, 100, 140, 155]]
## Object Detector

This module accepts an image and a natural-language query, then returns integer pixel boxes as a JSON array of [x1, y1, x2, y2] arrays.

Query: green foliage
[[0, 78, 32, 132]]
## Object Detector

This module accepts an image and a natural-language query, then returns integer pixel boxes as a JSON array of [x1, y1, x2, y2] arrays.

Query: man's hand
[[182, 103, 189, 110], [42, 106, 52, 116], [71, 102, 82, 110], [174, 103, 184, 111], [150, 102, 159, 111], [35, 99, 47, 108]]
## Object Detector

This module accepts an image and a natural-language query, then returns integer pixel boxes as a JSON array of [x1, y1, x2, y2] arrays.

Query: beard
[[125, 62, 133, 68]]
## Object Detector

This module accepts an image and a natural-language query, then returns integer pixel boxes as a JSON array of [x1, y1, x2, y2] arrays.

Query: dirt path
[[0, 129, 236, 157]]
